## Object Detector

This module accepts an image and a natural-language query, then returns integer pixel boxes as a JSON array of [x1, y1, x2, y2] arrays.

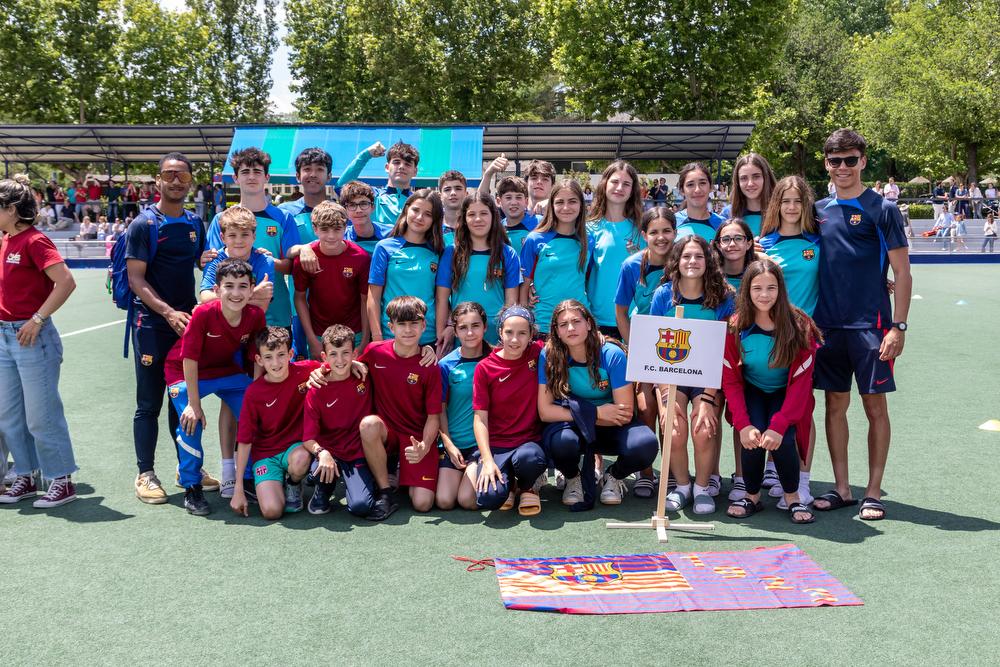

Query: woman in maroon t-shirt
[[0, 177, 79, 509], [472, 305, 547, 516]]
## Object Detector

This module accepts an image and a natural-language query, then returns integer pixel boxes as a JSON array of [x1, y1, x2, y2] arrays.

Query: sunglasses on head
[[826, 155, 861, 168]]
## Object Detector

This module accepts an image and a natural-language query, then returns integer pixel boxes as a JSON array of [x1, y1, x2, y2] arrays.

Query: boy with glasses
[[336, 141, 420, 229], [340, 180, 386, 255]]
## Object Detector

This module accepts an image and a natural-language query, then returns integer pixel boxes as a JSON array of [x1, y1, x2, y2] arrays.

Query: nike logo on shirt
[[206, 333, 221, 338], [499, 374, 512, 382], [375, 364, 387, 369], [265, 399, 277, 407], [326, 399, 338, 408]]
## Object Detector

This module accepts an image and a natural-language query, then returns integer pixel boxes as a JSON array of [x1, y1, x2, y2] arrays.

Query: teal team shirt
[[520, 230, 595, 334], [438, 348, 488, 450], [674, 210, 725, 242], [207, 203, 300, 327], [346, 221, 390, 255], [336, 149, 411, 229], [721, 206, 763, 238], [502, 213, 539, 254], [739, 324, 788, 392], [368, 237, 440, 345], [538, 341, 629, 407], [586, 218, 645, 327], [649, 281, 735, 321], [759, 232, 821, 316], [614, 252, 665, 319], [436, 245, 522, 345]]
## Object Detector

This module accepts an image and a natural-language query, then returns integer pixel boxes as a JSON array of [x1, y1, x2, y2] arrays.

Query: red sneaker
[[32, 477, 77, 508], [0, 475, 38, 503]]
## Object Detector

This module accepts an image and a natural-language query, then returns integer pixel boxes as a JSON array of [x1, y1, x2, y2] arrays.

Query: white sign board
[[625, 315, 726, 389]]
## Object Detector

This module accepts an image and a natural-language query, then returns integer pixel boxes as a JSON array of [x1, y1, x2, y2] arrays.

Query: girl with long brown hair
[[435, 193, 520, 351], [586, 160, 646, 336], [519, 179, 595, 337], [538, 300, 657, 508], [722, 153, 777, 237], [649, 235, 735, 514], [711, 259, 821, 524]]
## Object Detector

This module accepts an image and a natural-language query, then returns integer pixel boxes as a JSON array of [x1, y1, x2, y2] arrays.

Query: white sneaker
[[554, 470, 566, 491], [219, 479, 235, 499], [599, 472, 626, 505], [562, 475, 584, 505]]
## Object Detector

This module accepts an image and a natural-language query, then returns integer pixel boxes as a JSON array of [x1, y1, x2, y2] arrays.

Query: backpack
[[106, 207, 203, 357]]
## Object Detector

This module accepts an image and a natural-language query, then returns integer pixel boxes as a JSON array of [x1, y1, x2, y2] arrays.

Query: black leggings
[[741, 383, 799, 496]]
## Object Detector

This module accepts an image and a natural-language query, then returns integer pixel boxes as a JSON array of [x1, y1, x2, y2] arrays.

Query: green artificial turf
[[2, 266, 999, 665]]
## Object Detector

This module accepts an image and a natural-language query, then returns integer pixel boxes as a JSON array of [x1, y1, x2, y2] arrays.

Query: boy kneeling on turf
[[358, 296, 442, 519], [231, 327, 321, 520], [165, 258, 266, 516], [301, 324, 378, 516]]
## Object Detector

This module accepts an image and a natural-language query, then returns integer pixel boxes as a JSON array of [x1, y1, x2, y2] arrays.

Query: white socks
[[222, 458, 236, 484]]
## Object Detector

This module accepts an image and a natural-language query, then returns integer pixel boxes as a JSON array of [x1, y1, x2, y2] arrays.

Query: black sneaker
[[243, 478, 258, 504], [308, 482, 334, 515], [184, 485, 210, 516], [367, 493, 399, 521]]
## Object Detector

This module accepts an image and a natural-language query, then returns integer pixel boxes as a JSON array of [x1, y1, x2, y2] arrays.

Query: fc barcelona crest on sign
[[545, 561, 623, 586], [656, 328, 691, 365]]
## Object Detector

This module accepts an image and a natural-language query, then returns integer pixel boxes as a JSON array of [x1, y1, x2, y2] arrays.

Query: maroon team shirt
[[0, 228, 64, 321], [292, 240, 370, 334], [472, 340, 543, 450], [359, 340, 441, 437], [303, 374, 373, 461], [163, 300, 265, 385], [237, 360, 322, 462]]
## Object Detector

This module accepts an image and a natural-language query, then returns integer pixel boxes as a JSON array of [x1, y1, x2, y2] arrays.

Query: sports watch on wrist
[[891, 321, 907, 331], [31, 312, 46, 325]]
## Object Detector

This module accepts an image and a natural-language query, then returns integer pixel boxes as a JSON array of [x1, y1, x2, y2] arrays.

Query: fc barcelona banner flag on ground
[[494, 544, 862, 614]]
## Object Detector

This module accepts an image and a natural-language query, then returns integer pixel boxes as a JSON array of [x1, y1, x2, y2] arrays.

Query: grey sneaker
[[284, 478, 303, 513], [599, 472, 626, 505], [561, 475, 584, 505]]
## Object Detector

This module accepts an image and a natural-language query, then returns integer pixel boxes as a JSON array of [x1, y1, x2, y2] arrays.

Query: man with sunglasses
[[125, 152, 217, 504], [811, 129, 912, 522]]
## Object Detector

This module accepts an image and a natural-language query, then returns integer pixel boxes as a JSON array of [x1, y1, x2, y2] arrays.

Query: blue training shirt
[[814, 189, 906, 329], [439, 348, 489, 450], [368, 236, 440, 345], [614, 251, 665, 319], [738, 324, 788, 392], [539, 341, 629, 406], [502, 213, 539, 254], [674, 210, 725, 242], [721, 206, 763, 238], [649, 280, 735, 321], [759, 231, 821, 317], [436, 245, 522, 345], [587, 217, 646, 327], [200, 249, 277, 324], [520, 229, 595, 334]]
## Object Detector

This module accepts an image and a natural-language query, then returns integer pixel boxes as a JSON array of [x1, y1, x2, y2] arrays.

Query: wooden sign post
[[606, 308, 724, 542]]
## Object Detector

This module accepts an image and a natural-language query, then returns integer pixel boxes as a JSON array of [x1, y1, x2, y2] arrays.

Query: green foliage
[[742, 1, 859, 178], [906, 204, 933, 220], [543, 0, 790, 121], [854, 0, 1000, 181], [285, 0, 550, 122]]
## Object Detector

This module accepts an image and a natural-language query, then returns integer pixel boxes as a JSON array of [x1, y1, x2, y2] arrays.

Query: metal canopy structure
[[0, 121, 754, 172]]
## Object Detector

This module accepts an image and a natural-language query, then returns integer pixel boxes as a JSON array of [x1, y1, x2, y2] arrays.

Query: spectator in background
[[883, 177, 900, 205], [214, 183, 226, 214], [932, 180, 947, 219], [39, 204, 56, 230], [107, 180, 121, 223], [969, 182, 983, 219], [123, 180, 138, 218], [45, 180, 57, 208], [933, 206, 954, 248], [652, 177, 667, 205], [981, 212, 996, 253], [952, 212, 968, 250], [53, 184, 65, 220], [138, 182, 152, 210], [78, 216, 96, 240], [873, 180, 883, 198], [97, 215, 110, 240], [86, 178, 102, 218], [194, 183, 207, 220], [984, 182, 998, 214], [583, 185, 594, 208], [955, 182, 971, 218]]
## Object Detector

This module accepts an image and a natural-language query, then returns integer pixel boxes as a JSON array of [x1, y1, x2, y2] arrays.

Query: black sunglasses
[[826, 155, 861, 168]]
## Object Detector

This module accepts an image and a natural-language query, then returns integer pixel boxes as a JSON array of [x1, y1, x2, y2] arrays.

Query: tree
[[285, 0, 551, 122], [186, 0, 280, 122], [742, 1, 859, 177], [854, 0, 1000, 182], [543, 0, 790, 121]]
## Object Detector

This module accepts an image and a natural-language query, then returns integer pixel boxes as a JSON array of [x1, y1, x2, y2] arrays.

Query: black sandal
[[727, 497, 764, 518], [812, 490, 858, 511], [858, 497, 886, 521], [789, 502, 816, 524]]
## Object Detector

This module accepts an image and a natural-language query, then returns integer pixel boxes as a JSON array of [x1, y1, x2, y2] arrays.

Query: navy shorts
[[438, 446, 478, 471], [676, 385, 705, 401], [815, 328, 896, 394]]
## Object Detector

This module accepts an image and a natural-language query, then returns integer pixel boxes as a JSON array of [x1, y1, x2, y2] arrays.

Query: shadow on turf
[[3, 493, 134, 523]]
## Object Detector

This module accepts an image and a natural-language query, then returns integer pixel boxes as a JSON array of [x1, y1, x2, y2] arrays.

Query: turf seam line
[[61, 319, 127, 338]]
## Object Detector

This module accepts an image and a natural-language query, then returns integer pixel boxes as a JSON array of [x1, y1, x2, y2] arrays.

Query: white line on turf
[[61, 319, 127, 338]]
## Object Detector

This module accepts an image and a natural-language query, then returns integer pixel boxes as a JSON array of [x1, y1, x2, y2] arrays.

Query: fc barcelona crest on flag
[[546, 561, 623, 585], [656, 328, 691, 365]]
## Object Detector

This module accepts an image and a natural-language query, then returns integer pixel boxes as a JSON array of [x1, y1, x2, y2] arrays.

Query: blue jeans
[[168, 374, 251, 488], [544, 419, 658, 480], [0, 321, 76, 479]]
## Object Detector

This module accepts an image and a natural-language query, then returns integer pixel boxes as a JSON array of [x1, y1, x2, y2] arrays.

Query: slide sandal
[[789, 502, 816, 524], [858, 497, 886, 521], [518, 490, 541, 516], [812, 490, 858, 512]]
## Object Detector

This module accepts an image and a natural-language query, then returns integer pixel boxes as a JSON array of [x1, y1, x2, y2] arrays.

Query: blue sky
[[157, 0, 295, 113]]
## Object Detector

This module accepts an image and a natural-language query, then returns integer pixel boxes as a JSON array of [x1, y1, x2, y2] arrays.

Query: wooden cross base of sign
[[606, 306, 716, 542]]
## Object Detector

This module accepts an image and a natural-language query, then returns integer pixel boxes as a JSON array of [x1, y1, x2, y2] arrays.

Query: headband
[[499, 305, 534, 326]]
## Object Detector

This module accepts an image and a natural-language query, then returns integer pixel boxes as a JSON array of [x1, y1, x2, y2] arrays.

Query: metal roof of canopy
[[0, 121, 754, 166]]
